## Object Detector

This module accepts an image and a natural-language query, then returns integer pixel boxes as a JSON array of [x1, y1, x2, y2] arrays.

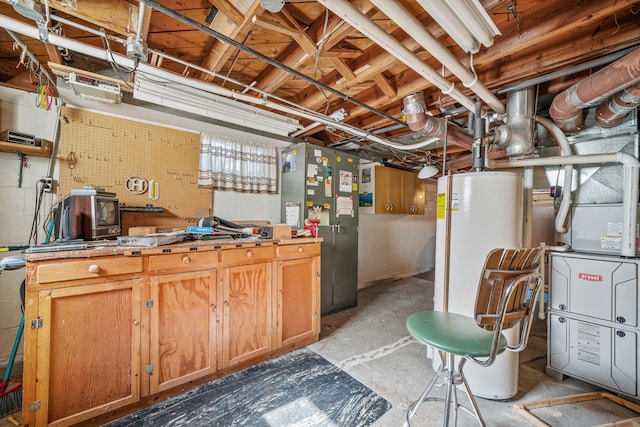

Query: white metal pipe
[[316, 0, 477, 112], [369, 0, 505, 115], [535, 116, 573, 234], [0, 14, 439, 151], [134, 2, 147, 45], [488, 152, 640, 257]]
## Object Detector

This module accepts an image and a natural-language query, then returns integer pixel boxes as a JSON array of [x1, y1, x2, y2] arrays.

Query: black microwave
[[54, 193, 121, 241]]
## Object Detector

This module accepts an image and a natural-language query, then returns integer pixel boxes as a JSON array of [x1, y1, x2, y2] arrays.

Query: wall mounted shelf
[[0, 140, 52, 157]]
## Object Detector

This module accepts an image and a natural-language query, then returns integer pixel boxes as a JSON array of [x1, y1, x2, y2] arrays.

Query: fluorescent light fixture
[[133, 77, 300, 136], [417, 0, 501, 54], [418, 165, 439, 179]]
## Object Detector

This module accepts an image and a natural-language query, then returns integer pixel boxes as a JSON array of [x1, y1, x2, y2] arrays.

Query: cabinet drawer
[[148, 250, 219, 272], [277, 243, 320, 259], [36, 257, 143, 284], [222, 246, 274, 265]]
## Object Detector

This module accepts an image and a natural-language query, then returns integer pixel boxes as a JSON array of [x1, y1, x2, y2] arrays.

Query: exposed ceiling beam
[[208, 0, 245, 27]]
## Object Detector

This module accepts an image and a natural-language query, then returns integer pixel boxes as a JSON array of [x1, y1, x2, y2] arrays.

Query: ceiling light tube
[[456, 0, 501, 48], [417, 0, 500, 54], [417, 0, 478, 53], [134, 77, 300, 136]]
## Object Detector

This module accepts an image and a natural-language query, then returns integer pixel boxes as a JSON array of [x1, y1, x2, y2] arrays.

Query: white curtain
[[198, 133, 278, 194]]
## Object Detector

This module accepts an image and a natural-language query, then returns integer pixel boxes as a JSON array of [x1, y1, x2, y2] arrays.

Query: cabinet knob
[[559, 304, 567, 311], [88, 264, 100, 274], [133, 320, 140, 326], [246, 250, 253, 258], [297, 246, 304, 253], [182, 255, 191, 264], [616, 316, 626, 324]]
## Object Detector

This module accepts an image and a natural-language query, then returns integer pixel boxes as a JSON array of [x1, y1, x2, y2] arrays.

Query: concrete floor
[[308, 271, 640, 427]]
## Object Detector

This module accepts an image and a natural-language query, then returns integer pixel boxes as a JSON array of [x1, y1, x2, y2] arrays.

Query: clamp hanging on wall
[[17, 152, 28, 188]]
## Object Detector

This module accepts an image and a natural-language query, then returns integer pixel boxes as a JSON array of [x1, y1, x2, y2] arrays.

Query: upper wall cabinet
[[359, 165, 425, 215]]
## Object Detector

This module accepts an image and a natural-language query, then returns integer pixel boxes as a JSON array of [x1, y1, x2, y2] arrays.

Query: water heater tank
[[434, 171, 524, 399]]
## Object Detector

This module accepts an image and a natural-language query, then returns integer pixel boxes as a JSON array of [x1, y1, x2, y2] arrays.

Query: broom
[[0, 313, 24, 418]]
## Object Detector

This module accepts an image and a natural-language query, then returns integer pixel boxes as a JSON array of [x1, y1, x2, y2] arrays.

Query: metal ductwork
[[495, 87, 537, 157], [402, 92, 474, 149], [595, 82, 640, 128], [549, 47, 640, 133]]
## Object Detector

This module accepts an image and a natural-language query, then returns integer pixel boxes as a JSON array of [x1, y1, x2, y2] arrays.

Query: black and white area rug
[[106, 347, 391, 427]]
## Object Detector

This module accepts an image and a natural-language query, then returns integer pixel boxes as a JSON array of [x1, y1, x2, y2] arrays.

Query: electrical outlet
[[42, 177, 53, 193]]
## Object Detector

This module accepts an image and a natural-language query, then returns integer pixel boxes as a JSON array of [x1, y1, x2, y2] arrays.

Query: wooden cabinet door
[[374, 166, 403, 214], [148, 269, 218, 395], [277, 255, 320, 347], [403, 172, 425, 214], [222, 261, 274, 367], [26, 279, 142, 427]]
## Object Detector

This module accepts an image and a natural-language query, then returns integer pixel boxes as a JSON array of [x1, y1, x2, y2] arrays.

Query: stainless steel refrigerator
[[280, 143, 359, 315]]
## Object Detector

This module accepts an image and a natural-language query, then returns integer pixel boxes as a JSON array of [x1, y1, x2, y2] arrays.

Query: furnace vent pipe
[[495, 88, 536, 156], [595, 82, 640, 128], [403, 92, 474, 149], [549, 47, 640, 132], [316, 0, 478, 112], [488, 152, 640, 258], [368, 0, 505, 115]]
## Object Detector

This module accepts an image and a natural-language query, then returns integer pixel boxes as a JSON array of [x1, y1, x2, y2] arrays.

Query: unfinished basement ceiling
[[0, 0, 639, 173]]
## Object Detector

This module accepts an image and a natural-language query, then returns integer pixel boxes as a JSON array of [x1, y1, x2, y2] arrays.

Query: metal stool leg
[[407, 350, 446, 425], [407, 350, 487, 427], [456, 358, 486, 427]]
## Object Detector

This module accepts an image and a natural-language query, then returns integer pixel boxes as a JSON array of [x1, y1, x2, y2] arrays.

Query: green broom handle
[[2, 313, 24, 383]]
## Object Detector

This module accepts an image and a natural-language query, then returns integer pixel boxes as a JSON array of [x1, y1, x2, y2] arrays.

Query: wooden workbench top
[[25, 236, 322, 261]]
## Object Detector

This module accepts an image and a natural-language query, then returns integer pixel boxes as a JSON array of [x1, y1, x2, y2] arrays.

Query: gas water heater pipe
[[488, 152, 640, 258]]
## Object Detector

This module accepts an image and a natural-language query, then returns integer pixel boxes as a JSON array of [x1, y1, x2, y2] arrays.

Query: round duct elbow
[[492, 124, 511, 149], [403, 92, 428, 132], [595, 83, 640, 128], [549, 85, 587, 133]]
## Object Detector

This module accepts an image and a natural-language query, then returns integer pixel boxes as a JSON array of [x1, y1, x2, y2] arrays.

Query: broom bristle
[[0, 389, 22, 418]]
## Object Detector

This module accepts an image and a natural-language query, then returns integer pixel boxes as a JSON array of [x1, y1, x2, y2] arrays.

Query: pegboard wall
[[58, 106, 212, 232]]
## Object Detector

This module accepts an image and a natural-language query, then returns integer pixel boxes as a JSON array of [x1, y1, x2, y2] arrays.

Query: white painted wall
[[0, 86, 59, 368], [358, 181, 437, 286]]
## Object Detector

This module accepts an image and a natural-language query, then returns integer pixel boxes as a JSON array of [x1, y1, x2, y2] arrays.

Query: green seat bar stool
[[406, 247, 543, 427]]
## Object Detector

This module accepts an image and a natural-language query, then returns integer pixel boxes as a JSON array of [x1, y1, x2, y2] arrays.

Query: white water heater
[[434, 171, 524, 399]]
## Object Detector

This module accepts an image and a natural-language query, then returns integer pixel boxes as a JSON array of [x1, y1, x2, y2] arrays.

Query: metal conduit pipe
[[534, 116, 574, 234], [549, 47, 640, 132], [0, 14, 439, 151], [488, 152, 640, 258], [138, 0, 403, 126], [595, 82, 640, 128], [369, 0, 505, 115], [315, 0, 477, 112]]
